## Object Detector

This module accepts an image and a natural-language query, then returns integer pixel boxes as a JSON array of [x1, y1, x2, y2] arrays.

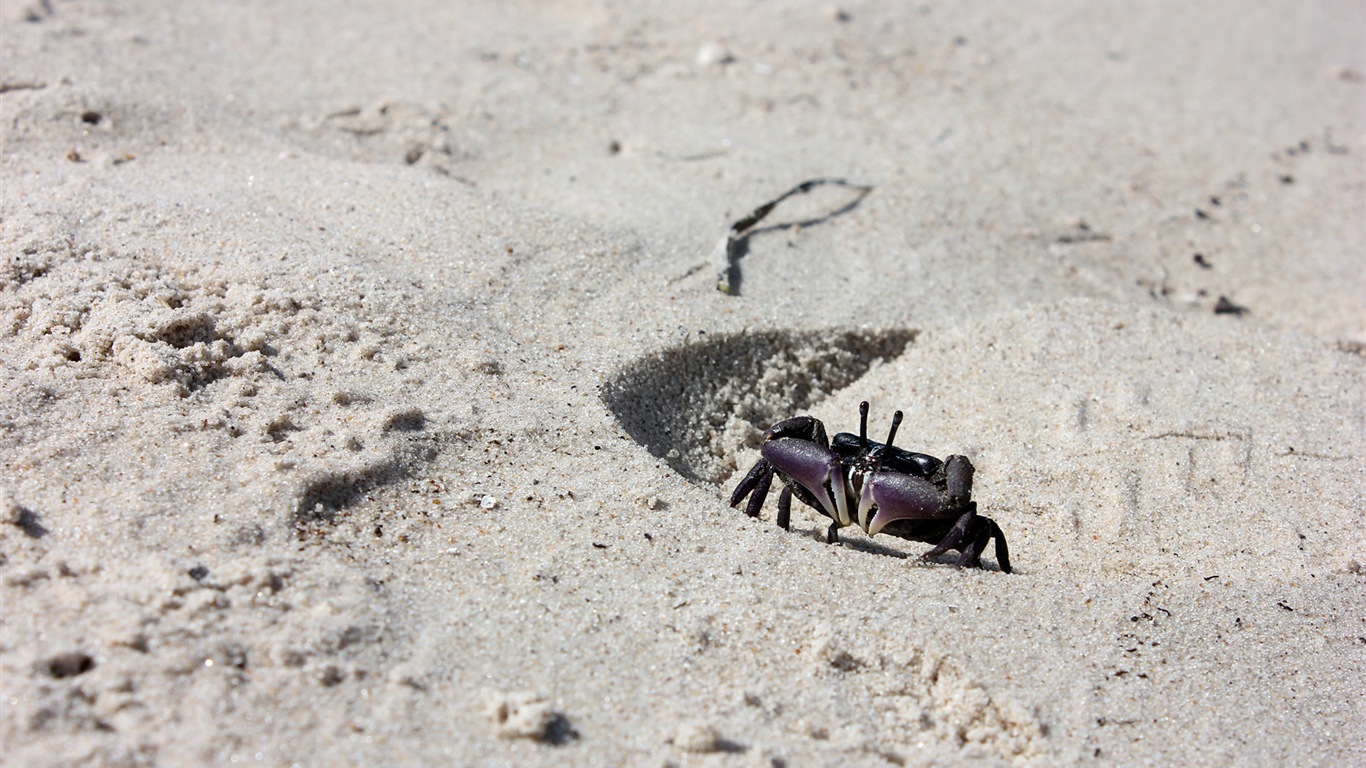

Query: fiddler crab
[[729, 401, 1011, 573]]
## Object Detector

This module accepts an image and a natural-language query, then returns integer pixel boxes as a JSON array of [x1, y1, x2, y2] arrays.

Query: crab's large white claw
[[761, 437, 849, 526], [830, 467, 850, 526], [863, 471, 943, 536], [856, 486, 876, 533]]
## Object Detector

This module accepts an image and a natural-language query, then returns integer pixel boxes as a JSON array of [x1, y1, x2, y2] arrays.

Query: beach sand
[[2, 1, 1363, 765]]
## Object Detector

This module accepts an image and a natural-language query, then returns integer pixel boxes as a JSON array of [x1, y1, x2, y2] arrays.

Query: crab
[[729, 401, 1011, 572]]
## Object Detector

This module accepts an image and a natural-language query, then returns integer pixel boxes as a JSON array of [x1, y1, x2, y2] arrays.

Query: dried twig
[[713, 178, 873, 295]]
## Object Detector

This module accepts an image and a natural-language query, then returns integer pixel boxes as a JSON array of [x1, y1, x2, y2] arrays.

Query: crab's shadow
[[794, 526, 1011, 573]]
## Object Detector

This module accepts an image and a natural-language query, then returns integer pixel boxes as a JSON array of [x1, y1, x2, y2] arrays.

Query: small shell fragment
[[671, 721, 723, 753], [485, 690, 557, 741]]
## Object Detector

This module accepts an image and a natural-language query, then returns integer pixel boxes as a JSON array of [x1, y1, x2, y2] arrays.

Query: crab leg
[[744, 466, 774, 519], [989, 520, 1012, 573], [919, 505, 977, 561], [730, 460, 771, 508], [953, 522, 989, 569]]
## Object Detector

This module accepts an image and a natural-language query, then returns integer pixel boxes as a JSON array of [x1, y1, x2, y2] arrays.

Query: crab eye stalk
[[884, 410, 903, 450], [858, 401, 870, 449]]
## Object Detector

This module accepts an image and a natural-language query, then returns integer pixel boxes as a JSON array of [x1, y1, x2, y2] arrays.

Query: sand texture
[[2, 1, 1363, 766]]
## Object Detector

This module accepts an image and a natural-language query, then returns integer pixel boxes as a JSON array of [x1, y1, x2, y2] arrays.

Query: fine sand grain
[[2, 2, 1363, 766]]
